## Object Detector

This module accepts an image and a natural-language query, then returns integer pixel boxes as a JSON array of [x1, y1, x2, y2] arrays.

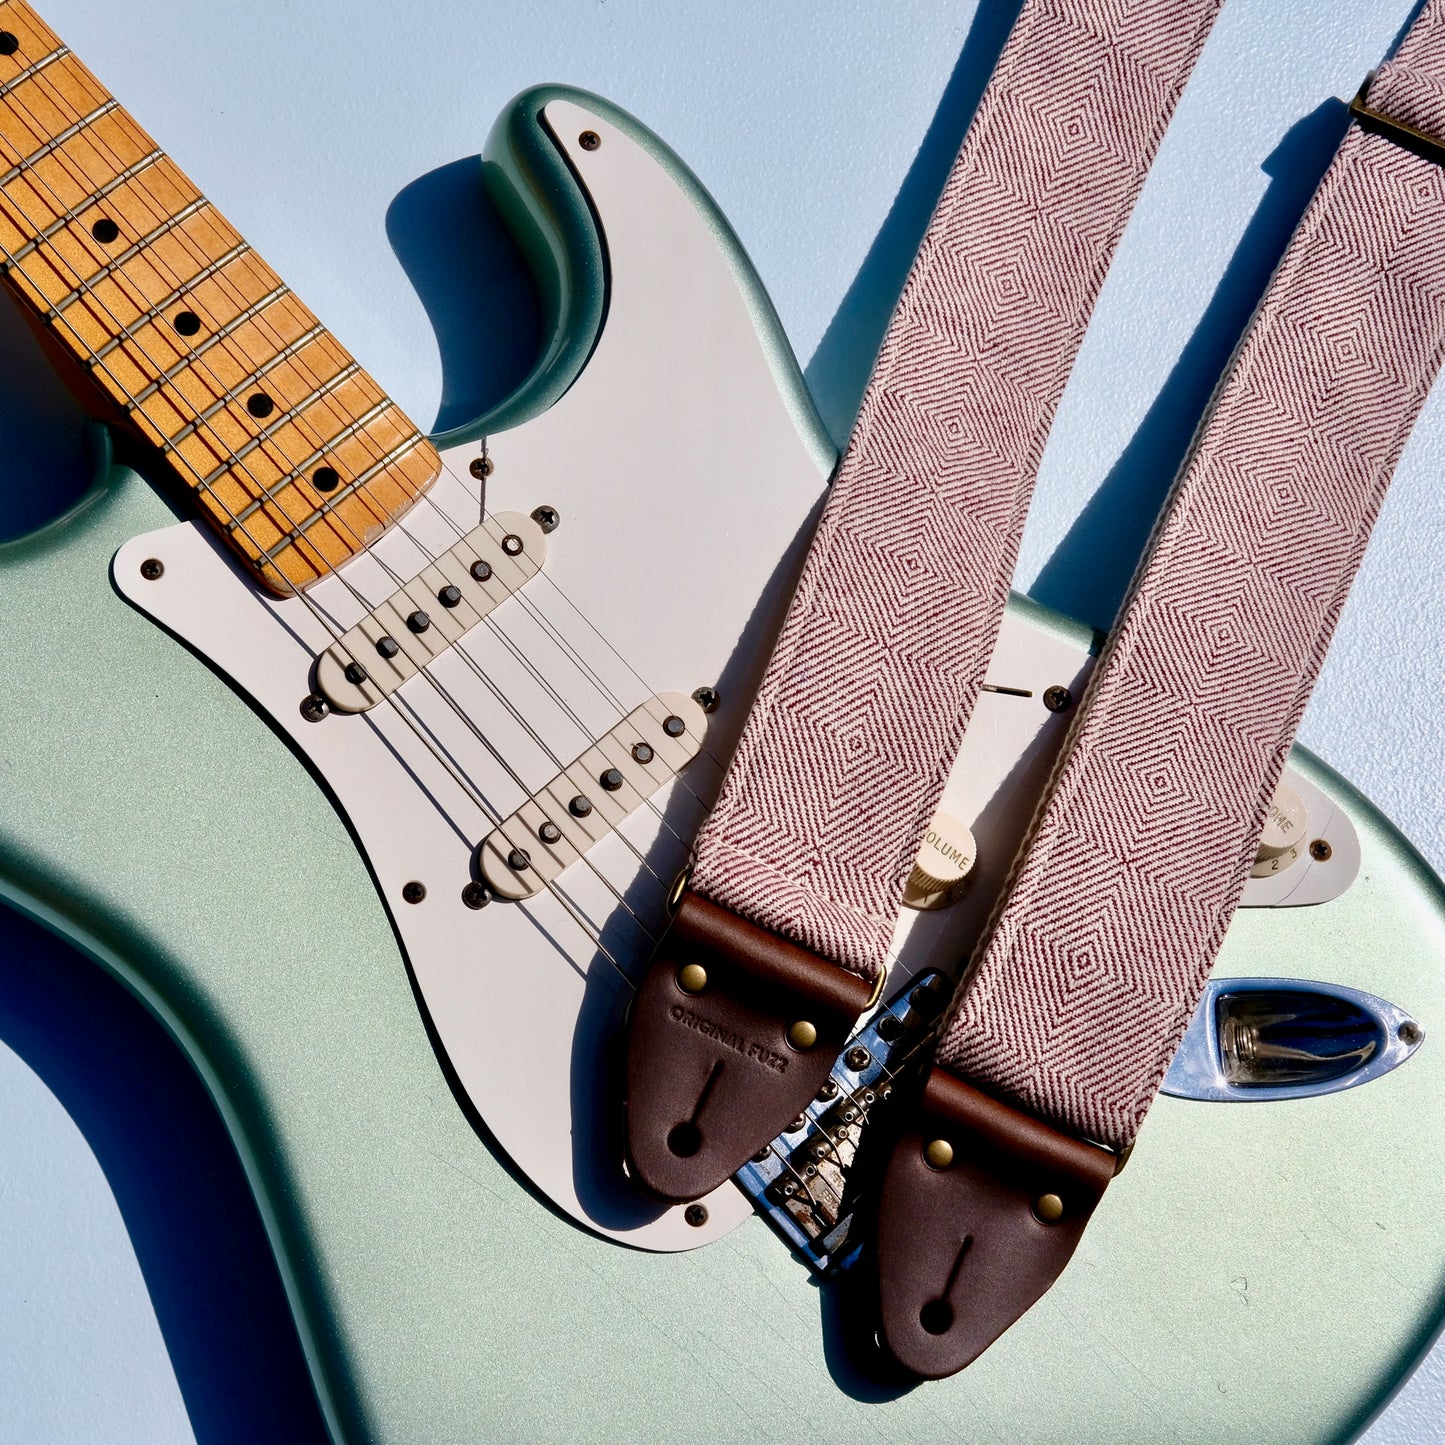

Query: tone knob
[[1251, 780, 1307, 878], [902, 812, 977, 911]]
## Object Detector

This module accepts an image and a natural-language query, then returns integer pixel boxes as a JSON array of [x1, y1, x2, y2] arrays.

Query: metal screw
[[600, 767, 624, 791], [632, 742, 655, 764], [1034, 1192, 1065, 1223], [470, 456, 494, 480], [569, 795, 593, 817], [140, 557, 164, 580], [1043, 686, 1073, 713], [1400, 1020, 1425, 1046], [461, 882, 491, 910], [924, 1138, 954, 1170], [816, 1080, 839, 1102], [402, 881, 427, 905], [344, 661, 369, 686], [663, 715, 686, 738], [877, 1014, 904, 1041], [376, 636, 400, 658], [470, 559, 493, 583], [1309, 838, 1333, 862], [579, 130, 601, 151], [692, 687, 720, 714], [845, 1046, 871, 1071], [299, 694, 329, 723], [438, 584, 462, 608], [678, 963, 707, 994], [538, 821, 562, 845], [788, 1115, 807, 1133], [507, 848, 531, 872], [407, 610, 431, 634], [531, 505, 560, 533], [787, 1020, 818, 1051], [753, 1147, 771, 1163], [502, 534, 524, 556]]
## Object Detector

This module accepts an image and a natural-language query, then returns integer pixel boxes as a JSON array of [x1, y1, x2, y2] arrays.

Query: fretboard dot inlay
[[246, 392, 276, 419], [90, 217, 119, 244], [0, 33, 18, 56], [172, 310, 202, 337], [312, 465, 340, 492]]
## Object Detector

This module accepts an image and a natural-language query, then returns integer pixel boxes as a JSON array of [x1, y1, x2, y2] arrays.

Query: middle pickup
[[478, 691, 712, 901]]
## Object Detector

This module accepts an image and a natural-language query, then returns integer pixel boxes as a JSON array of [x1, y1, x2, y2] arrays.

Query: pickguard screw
[[1400, 1020, 1425, 1046], [632, 742, 655, 764], [846, 1046, 872, 1071], [684, 1202, 708, 1228], [461, 882, 492, 910], [692, 686, 720, 713], [470, 559, 493, 583], [538, 821, 562, 845], [140, 557, 164, 580], [299, 694, 329, 723], [569, 795, 593, 817], [502, 534, 524, 556], [438, 584, 462, 608], [508, 848, 531, 872], [402, 881, 427, 905], [470, 456, 493, 480], [579, 130, 601, 151], [600, 767, 624, 791], [663, 715, 686, 737], [1043, 685, 1072, 713], [531, 505, 560, 533], [1309, 838, 1333, 862]]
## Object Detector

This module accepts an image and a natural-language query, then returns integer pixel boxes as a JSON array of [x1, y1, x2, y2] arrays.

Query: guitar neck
[[0, 1, 439, 593]]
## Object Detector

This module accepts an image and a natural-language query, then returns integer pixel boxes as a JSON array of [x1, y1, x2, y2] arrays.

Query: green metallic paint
[[0, 93, 1441, 1445]]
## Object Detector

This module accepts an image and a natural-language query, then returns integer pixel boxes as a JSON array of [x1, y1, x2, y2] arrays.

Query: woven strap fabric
[[937, 28, 1445, 1153], [690, 0, 1222, 981]]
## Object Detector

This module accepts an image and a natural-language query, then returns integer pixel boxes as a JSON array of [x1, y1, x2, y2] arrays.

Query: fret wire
[[47, 195, 211, 316], [0, 42, 66, 102], [4, 145, 163, 265], [0, 98, 118, 189], [187, 359, 361, 473], [91, 240, 251, 360]]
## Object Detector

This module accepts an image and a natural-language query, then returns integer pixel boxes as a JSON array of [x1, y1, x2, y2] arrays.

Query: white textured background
[[0, 0, 1441, 1439]]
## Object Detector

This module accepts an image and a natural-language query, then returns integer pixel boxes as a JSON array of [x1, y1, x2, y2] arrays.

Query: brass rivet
[[1035, 1192, 1064, 1223], [787, 1020, 818, 1051], [924, 1138, 954, 1170], [677, 963, 707, 995]]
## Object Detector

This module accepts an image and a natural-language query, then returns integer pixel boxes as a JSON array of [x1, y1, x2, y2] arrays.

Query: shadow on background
[[385, 155, 543, 436], [1029, 100, 1350, 632], [0, 908, 328, 1444], [803, 0, 1027, 444]]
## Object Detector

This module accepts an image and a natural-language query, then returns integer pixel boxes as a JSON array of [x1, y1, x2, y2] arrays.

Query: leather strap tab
[[873, 1070, 1114, 1379], [625, 892, 875, 1200]]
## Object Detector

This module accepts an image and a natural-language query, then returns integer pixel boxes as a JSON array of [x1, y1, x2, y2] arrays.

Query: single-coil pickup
[[315, 511, 548, 713], [478, 692, 710, 901]]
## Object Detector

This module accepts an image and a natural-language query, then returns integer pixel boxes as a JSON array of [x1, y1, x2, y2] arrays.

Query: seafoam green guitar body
[[1, 87, 1443, 1442]]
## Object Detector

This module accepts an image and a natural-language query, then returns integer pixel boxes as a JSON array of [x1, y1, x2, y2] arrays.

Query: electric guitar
[[1, 2, 1442, 1438]]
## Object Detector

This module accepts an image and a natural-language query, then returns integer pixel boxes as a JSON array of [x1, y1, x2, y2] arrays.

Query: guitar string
[[0, 42, 658, 977], [9, 44, 722, 911]]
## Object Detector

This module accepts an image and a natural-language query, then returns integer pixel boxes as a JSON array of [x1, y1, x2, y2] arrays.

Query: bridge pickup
[[478, 692, 710, 901], [314, 511, 548, 713]]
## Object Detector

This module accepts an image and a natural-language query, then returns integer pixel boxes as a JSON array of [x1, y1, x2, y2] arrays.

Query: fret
[[191, 361, 364, 475], [46, 195, 210, 316], [0, 43, 65, 101], [0, 98, 117, 189], [3, 145, 162, 265], [0, 1, 439, 592], [226, 397, 396, 528], [261, 434, 434, 566]]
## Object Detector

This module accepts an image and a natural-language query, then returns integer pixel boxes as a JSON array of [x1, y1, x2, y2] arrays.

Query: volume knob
[[902, 812, 977, 911], [1251, 780, 1307, 878]]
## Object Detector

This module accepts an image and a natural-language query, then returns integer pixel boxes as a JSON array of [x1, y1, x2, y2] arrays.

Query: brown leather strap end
[[624, 891, 875, 1202], [873, 1068, 1115, 1378]]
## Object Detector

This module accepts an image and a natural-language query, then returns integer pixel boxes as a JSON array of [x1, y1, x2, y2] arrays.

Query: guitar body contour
[[1, 86, 1443, 1443]]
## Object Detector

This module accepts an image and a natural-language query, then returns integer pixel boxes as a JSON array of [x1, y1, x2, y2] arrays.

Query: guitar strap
[[623, 0, 1224, 1201], [871, 3, 1445, 1379]]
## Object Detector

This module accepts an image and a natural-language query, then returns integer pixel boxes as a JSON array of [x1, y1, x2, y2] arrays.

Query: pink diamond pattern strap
[[689, 0, 1223, 981], [937, 21, 1445, 1153]]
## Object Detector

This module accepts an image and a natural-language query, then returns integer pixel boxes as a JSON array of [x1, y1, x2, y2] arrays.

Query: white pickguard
[[113, 99, 1359, 1251]]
